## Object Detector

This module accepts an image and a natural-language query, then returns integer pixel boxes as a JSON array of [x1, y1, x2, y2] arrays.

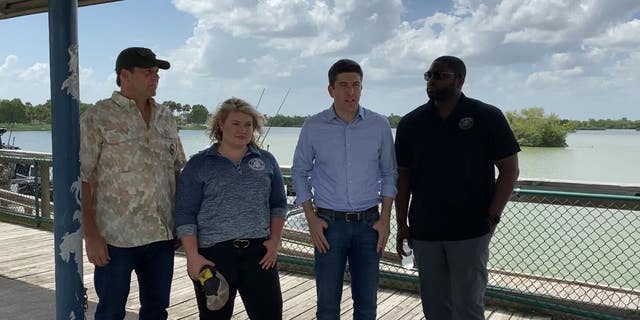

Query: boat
[[0, 127, 19, 150], [0, 128, 40, 196]]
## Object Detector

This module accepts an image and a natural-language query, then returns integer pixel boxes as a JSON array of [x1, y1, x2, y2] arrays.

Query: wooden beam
[[0, 0, 122, 20]]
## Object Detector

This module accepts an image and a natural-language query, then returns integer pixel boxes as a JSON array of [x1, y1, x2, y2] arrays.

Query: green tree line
[[0, 98, 211, 126], [262, 113, 403, 128], [506, 108, 572, 147], [2, 98, 639, 147], [0, 98, 406, 129]]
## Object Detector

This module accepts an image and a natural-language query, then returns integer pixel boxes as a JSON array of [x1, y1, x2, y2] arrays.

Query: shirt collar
[[205, 143, 262, 158], [425, 92, 468, 115], [110, 91, 157, 112], [325, 104, 366, 122]]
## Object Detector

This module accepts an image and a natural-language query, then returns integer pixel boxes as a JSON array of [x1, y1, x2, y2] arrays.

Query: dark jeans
[[194, 238, 282, 320], [315, 212, 381, 320], [94, 239, 175, 320]]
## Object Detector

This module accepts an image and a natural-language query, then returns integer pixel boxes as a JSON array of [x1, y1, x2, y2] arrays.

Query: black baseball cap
[[199, 265, 229, 311], [115, 47, 170, 85]]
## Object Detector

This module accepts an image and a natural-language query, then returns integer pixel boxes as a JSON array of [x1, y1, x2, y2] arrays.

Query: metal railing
[[1, 151, 638, 319], [278, 168, 640, 320], [0, 149, 53, 228], [489, 189, 639, 319]]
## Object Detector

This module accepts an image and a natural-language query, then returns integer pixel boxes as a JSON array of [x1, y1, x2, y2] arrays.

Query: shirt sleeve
[[491, 109, 521, 161], [268, 154, 288, 219], [174, 135, 187, 171], [394, 117, 411, 168], [379, 118, 398, 198], [291, 121, 315, 205], [174, 158, 203, 239], [165, 113, 186, 171], [79, 109, 101, 183]]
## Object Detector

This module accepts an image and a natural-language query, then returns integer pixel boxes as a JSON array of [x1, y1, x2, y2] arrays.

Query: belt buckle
[[345, 212, 359, 222], [233, 239, 250, 248]]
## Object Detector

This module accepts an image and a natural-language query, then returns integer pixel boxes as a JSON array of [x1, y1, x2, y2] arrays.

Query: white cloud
[[0, 55, 18, 73], [526, 66, 585, 87], [2, 0, 640, 120], [18, 63, 49, 83], [584, 19, 640, 50], [0, 56, 49, 104]]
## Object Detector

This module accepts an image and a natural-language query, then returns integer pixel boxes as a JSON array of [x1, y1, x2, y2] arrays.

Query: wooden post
[[40, 164, 51, 218]]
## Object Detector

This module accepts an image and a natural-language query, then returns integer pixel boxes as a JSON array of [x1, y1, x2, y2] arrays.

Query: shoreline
[[3, 123, 640, 132]]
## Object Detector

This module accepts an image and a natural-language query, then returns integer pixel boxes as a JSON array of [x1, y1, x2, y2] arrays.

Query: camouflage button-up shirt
[[80, 91, 186, 247]]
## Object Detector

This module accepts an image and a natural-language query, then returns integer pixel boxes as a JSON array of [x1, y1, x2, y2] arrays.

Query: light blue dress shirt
[[291, 105, 398, 211]]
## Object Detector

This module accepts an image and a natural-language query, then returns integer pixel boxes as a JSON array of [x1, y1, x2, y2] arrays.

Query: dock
[[0, 221, 550, 319]]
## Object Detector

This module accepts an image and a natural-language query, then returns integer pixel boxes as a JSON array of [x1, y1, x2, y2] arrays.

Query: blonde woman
[[175, 97, 286, 319]]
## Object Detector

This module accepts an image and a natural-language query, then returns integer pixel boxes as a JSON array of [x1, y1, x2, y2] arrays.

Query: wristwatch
[[488, 215, 501, 224]]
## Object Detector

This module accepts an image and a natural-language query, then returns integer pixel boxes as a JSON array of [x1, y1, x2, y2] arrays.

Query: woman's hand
[[186, 252, 215, 281], [260, 238, 280, 270]]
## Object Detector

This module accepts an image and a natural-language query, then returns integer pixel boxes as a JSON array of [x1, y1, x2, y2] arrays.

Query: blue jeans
[[315, 212, 381, 320], [412, 233, 491, 320], [94, 240, 175, 320]]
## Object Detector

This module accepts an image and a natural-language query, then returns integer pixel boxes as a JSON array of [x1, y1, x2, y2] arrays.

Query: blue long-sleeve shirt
[[175, 144, 287, 248], [291, 105, 398, 211]]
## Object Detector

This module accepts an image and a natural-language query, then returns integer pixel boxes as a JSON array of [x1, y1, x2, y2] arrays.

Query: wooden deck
[[0, 221, 551, 319]]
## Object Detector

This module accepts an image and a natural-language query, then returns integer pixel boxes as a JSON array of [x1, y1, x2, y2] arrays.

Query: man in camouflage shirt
[[80, 47, 186, 320]]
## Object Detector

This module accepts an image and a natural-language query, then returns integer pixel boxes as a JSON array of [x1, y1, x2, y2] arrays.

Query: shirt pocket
[[101, 129, 142, 173], [156, 130, 179, 169]]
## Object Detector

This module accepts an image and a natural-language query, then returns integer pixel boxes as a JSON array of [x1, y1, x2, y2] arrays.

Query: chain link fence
[[279, 168, 640, 319], [1, 152, 638, 318], [490, 189, 639, 318]]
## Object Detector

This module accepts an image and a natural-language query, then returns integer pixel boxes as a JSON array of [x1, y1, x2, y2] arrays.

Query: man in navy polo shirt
[[292, 59, 397, 320], [395, 56, 520, 320]]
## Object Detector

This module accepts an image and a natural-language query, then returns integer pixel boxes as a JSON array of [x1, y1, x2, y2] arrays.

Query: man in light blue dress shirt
[[291, 59, 398, 320]]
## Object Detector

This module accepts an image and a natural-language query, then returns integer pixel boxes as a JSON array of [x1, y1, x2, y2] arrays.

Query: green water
[[9, 128, 640, 184]]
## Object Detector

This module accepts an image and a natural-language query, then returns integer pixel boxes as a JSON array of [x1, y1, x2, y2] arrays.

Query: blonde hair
[[207, 97, 265, 146]]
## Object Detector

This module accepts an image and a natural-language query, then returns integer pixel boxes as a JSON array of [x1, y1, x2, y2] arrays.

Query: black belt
[[317, 206, 378, 222], [218, 238, 267, 249]]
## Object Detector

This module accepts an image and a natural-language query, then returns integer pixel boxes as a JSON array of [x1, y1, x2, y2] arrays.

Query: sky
[[0, 0, 639, 120]]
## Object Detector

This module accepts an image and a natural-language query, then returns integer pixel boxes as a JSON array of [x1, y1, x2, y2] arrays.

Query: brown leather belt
[[316, 206, 378, 222]]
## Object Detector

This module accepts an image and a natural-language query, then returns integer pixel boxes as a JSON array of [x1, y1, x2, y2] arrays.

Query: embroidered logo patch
[[248, 158, 265, 171], [458, 117, 474, 130]]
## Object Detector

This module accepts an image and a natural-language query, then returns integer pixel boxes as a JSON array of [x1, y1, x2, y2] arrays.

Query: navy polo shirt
[[395, 93, 520, 241]]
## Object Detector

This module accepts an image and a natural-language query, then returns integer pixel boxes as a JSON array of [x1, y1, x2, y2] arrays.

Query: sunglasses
[[424, 71, 457, 81]]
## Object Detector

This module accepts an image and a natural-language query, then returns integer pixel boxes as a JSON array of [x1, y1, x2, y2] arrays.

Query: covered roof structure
[[0, 0, 119, 19]]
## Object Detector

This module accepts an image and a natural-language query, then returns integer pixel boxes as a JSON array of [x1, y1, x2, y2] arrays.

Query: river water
[[7, 128, 639, 184]]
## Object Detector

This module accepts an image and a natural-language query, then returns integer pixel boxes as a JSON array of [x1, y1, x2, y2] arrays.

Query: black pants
[[194, 238, 283, 320]]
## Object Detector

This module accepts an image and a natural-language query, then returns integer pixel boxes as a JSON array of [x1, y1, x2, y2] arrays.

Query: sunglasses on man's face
[[424, 71, 457, 81]]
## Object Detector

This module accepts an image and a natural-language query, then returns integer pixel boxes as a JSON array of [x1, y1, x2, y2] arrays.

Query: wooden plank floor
[[0, 221, 550, 319]]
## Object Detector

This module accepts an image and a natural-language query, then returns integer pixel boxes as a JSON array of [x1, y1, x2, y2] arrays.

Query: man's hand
[[308, 215, 329, 253], [186, 253, 214, 281], [396, 224, 411, 258], [372, 216, 390, 253], [260, 238, 281, 270], [85, 234, 110, 267]]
